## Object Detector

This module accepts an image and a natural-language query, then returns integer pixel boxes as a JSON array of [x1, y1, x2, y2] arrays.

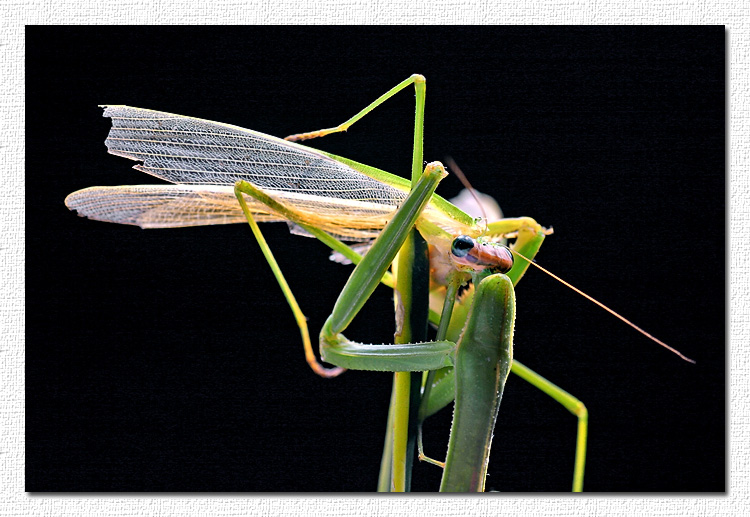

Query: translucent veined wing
[[66, 106, 477, 241], [65, 184, 411, 240], [65, 185, 255, 229]]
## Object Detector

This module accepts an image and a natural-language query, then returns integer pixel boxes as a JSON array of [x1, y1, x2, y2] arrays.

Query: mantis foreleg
[[236, 161, 452, 370], [318, 162, 452, 370], [440, 272, 515, 492]]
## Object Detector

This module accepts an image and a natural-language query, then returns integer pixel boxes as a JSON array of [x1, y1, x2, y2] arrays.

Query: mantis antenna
[[509, 250, 696, 363], [445, 157, 695, 364], [444, 157, 490, 236]]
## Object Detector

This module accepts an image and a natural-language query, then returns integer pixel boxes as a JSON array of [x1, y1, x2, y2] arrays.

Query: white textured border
[[3, 1, 743, 515]]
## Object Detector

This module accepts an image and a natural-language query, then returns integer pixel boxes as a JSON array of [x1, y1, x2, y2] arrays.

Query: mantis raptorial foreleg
[[317, 163, 452, 371], [235, 163, 453, 371], [440, 272, 515, 492]]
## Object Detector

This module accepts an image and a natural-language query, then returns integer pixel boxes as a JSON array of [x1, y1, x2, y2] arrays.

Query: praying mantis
[[64, 74, 692, 492]]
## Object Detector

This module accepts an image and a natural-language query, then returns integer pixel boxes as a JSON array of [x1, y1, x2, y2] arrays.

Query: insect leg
[[512, 360, 588, 492], [284, 74, 426, 142]]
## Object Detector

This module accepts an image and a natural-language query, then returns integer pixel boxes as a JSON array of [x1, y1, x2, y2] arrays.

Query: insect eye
[[451, 235, 475, 257]]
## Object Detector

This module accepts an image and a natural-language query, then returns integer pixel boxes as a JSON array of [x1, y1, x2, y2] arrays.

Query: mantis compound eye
[[451, 235, 475, 258]]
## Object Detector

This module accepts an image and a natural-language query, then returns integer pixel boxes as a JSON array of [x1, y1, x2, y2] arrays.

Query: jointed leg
[[284, 74, 426, 143], [234, 177, 404, 377], [287, 75, 431, 491], [511, 360, 588, 492], [234, 162, 452, 374], [318, 162, 454, 370], [417, 220, 549, 416], [234, 185, 345, 378]]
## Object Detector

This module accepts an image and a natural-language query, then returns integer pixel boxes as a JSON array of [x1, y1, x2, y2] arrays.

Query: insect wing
[[67, 106, 417, 239]]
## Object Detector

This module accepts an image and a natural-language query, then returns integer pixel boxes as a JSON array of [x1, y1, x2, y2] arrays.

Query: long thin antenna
[[509, 248, 696, 364], [445, 157, 693, 364], [444, 156, 488, 228]]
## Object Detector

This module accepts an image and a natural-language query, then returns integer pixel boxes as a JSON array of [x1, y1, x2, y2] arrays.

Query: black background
[[26, 26, 725, 492]]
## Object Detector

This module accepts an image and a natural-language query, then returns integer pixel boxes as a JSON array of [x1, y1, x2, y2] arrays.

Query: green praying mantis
[[65, 75, 693, 492]]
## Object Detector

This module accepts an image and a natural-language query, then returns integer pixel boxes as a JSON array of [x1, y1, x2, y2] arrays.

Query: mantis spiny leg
[[439, 272, 516, 492]]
